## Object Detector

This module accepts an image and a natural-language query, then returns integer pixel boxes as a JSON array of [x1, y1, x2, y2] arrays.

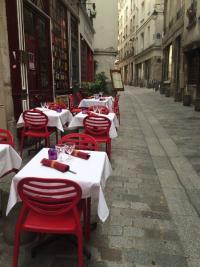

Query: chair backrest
[[113, 94, 120, 111], [83, 115, 111, 136], [48, 102, 67, 110], [76, 92, 82, 103], [58, 133, 98, 151], [23, 110, 48, 131], [18, 177, 82, 216], [0, 128, 14, 147], [88, 105, 109, 115], [68, 94, 75, 110]]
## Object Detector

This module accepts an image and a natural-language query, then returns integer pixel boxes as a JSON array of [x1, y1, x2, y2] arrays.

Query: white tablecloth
[[79, 96, 114, 110], [0, 144, 22, 177], [17, 108, 73, 132], [68, 112, 119, 139], [6, 148, 112, 222]]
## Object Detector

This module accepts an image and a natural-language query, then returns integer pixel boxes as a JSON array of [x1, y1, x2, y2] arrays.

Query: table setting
[[17, 105, 73, 132], [6, 147, 112, 222], [0, 144, 22, 178]]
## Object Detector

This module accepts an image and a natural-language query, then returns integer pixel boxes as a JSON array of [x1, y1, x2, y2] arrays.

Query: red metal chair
[[68, 94, 82, 114], [13, 177, 83, 267], [113, 94, 120, 124], [0, 128, 14, 147], [83, 115, 111, 159], [58, 133, 98, 241], [58, 133, 98, 151], [76, 91, 83, 103], [88, 105, 109, 115], [20, 110, 56, 157], [48, 102, 67, 110]]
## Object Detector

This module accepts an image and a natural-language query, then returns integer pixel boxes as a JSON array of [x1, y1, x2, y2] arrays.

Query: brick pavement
[[1, 86, 200, 266]]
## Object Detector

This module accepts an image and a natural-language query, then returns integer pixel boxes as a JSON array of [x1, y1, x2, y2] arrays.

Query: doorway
[[23, 2, 53, 108]]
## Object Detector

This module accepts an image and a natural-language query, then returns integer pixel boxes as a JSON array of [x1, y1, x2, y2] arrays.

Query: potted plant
[[183, 85, 191, 106]]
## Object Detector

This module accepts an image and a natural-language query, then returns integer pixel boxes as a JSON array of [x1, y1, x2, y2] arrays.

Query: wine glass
[[65, 142, 75, 160], [55, 144, 66, 161], [99, 91, 103, 97], [93, 106, 98, 113], [40, 102, 45, 110]]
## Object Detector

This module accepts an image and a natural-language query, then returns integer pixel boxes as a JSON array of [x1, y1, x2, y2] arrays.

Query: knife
[[68, 169, 77, 174]]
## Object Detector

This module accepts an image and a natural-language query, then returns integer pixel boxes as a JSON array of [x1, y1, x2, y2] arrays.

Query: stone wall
[[0, 0, 15, 133]]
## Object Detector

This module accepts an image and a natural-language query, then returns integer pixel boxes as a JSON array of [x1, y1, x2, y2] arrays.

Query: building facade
[[93, 0, 118, 82], [118, 0, 164, 87], [0, 0, 95, 136], [162, 0, 185, 99], [182, 0, 200, 110]]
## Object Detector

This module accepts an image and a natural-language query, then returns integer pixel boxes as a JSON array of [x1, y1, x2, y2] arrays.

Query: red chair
[[83, 115, 111, 159], [58, 133, 98, 240], [0, 128, 14, 147], [13, 177, 83, 267], [20, 110, 57, 157], [88, 105, 109, 115], [48, 102, 67, 110], [68, 94, 82, 114], [113, 94, 120, 124], [58, 133, 98, 151], [76, 91, 83, 103]]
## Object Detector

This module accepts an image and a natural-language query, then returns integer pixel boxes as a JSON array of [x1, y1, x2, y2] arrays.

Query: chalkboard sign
[[110, 69, 124, 91]]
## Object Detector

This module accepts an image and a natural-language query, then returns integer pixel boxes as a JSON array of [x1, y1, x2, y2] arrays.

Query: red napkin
[[72, 150, 90, 160], [41, 158, 69, 172]]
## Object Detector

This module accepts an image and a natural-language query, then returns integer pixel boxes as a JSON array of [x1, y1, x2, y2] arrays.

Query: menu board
[[110, 69, 124, 91]]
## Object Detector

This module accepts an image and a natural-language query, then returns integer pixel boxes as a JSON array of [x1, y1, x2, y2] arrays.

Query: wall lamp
[[151, 3, 164, 19], [79, 1, 96, 11]]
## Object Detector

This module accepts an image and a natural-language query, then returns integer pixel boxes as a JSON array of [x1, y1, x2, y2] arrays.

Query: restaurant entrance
[[23, 2, 53, 108]]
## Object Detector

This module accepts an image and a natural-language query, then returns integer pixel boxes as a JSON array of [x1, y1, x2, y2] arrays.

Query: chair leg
[[55, 130, 58, 143], [86, 197, 91, 241], [106, 141, 111, 159], [13, 230, 21, 267], [77, 232, 83, 267], [20, 133, 25, 157], [45, 137, 50, 148]]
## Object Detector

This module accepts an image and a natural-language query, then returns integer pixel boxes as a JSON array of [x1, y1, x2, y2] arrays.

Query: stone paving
[[1, 86, 200, 266]]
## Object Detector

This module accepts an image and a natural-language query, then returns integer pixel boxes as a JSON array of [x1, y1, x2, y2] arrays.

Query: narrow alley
[[1, 86, 200, 267]]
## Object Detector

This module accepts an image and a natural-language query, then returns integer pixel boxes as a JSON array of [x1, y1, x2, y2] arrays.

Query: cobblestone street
[[1, 86, 200, 266]]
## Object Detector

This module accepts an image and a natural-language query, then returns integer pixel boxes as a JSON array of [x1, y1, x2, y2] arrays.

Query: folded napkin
[[41, 158, 69, 172], [72, 150, 90, 160]]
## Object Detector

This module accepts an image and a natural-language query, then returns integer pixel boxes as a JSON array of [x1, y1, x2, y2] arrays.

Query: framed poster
[[110, 69, 124, 91]]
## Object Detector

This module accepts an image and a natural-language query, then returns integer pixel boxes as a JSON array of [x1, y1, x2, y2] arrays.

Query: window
[[141, 32, 144, 51]]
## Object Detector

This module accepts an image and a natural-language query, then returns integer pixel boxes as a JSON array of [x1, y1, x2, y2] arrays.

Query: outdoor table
[[6, 148, 112, 223], [17, 108, 73, 132], [0, 144, 22, 178], [78, 96, 114, 110], [68, 112, 119, 138]]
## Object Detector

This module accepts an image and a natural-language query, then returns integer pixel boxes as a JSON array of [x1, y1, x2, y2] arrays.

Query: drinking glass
[[65, 142, 75, 160], [40, 102, 45, 109], [93, 106, 98, 113], [55, 144, 66, 161], [99, 91, 103, 97]]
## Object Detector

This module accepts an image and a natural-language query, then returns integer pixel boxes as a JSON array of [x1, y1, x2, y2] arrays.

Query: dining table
[[78, 96, 114, 110], [17, 108, 73, 132], [68, 111, 119, 138], [6, 148, 112, 224], [0, 144, 22, 178]]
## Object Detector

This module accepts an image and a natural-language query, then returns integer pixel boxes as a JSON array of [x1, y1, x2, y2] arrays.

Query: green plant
[[80, 72, 108, 95]]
